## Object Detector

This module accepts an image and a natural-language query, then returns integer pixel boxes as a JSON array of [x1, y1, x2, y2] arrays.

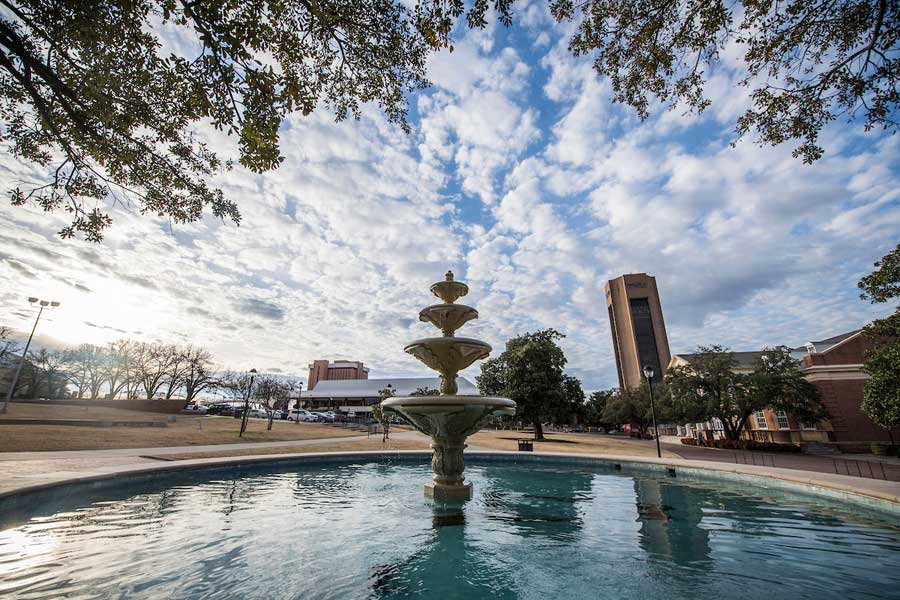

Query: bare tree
[[254, 376, 294, 431], [63, 344, 106, 399], [134, 342, 171, 400], [182, 346, 217, 402], [161, 345, 190, 399], [28, 348, 66, 398], [0, 326, 21, 366], [219, 371, 254, 404], [103, 340, 135, 400]]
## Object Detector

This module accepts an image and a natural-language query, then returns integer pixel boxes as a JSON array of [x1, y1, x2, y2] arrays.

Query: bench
[[517, 439, 533, 452]]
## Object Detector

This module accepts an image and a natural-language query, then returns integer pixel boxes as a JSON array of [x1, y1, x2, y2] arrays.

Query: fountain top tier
[[405, 270, 490, 395]]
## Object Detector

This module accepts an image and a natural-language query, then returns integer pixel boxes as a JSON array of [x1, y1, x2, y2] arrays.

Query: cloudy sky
[[1, 4, 898, 391]]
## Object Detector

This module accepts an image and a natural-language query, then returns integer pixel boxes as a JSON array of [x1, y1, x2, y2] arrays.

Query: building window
[[775, 410, 790, 430], [799, 420, 817, 430], [754, 411, 768, 429], [629, 298, 662, 383]]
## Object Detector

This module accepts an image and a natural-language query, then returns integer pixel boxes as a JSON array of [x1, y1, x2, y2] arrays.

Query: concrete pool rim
[[1, 450, 899, 518]]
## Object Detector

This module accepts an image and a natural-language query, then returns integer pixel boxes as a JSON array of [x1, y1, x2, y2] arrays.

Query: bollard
[[199, 418, 204, 430]]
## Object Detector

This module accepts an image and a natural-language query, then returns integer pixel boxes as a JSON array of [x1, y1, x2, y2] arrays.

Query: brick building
[[668, 328, 900, 445], [799, 329, 900, 443], [307, 360, 369, 391]]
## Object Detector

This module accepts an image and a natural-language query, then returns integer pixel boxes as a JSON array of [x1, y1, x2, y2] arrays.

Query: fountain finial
[[445, 270, 454, 281]]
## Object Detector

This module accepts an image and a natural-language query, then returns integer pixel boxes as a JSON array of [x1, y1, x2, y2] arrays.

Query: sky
[[1, 3, 898, 392]]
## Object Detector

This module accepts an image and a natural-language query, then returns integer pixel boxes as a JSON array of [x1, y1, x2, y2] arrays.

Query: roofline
[[804, 330, 864, 355]]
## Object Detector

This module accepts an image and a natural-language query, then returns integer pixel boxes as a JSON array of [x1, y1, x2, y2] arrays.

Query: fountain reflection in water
[[383, 271, 516, 500]]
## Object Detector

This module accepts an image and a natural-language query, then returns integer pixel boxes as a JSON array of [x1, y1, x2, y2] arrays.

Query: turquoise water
[[0, 458, 898, 599]]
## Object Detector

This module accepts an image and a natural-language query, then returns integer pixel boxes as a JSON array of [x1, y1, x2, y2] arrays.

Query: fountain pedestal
[[382, 394, 516, 500]]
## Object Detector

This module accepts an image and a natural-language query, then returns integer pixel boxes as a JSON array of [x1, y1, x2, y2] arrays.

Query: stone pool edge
[[1, 450, 898, 516]]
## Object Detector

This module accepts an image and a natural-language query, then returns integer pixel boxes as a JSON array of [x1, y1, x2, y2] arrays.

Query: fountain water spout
[[382, 271, 516, 500]]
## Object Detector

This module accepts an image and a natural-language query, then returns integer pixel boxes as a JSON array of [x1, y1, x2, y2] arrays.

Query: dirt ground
[[468, 429, 679, 458], [0, 403, 363, 451]]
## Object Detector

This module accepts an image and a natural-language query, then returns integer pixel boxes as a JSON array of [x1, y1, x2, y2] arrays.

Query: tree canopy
[[555, 0, 899, 163], [600, 382, 671, 435], [0, 0, 491, 240], [477, 328, 571, 440], [2, 1, 895, 239], [666, 345, 825, 440], [859, 244, 900, 442]]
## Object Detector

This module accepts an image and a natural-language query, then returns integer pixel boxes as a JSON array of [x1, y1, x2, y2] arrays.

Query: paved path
[[0, 431, 427, 496], [658, 441, 900, 481], [0, 430, 423, 461]]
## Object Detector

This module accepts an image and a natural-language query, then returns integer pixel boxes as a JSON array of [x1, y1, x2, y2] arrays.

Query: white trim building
[[291, 377, 478, 414]]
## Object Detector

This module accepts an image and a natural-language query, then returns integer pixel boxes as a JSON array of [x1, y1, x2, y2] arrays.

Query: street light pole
[[239, 368, 257, 437], [643, 365, 661, 459], [293, 381, 303, 424], [3, 298, 60, 414]]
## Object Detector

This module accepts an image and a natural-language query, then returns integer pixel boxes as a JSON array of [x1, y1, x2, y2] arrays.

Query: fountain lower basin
[[383, 395, 516, 500]]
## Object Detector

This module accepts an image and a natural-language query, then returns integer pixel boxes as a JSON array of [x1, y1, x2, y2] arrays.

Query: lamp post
[[293, 381, 303, 424], [239, 368, 257, 437], [643, 365, 661, 459], [3, 298, 60, 414]]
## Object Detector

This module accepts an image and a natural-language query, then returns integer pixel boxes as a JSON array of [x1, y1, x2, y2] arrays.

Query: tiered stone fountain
[[383, 271, 516, 500]]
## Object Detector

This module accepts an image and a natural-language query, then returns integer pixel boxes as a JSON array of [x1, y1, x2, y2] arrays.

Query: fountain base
[[425, 481, 473, 501], [382, 395, 516, 499]]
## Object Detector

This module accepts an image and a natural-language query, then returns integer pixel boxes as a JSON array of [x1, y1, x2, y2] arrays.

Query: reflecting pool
[[1, 458, 898, 599]]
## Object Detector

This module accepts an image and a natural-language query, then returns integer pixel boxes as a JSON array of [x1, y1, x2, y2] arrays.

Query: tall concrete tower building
[[605, 273, 671, 389]]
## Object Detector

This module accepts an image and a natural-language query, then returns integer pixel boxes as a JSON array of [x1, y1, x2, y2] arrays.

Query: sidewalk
[[660, 441, 900, 481], [0, 431, 426, 496]]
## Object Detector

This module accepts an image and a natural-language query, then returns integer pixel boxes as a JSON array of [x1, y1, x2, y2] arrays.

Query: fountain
[[382, 271, 516, 500]]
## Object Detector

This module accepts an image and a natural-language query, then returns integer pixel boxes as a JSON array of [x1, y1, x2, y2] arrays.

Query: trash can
[[517, 439, 533, 452]]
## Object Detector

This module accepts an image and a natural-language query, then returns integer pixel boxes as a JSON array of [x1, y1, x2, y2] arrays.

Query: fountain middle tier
[[404, 337, 491, 394]]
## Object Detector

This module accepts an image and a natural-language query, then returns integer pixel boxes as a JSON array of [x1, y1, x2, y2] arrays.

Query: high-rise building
[[307, 360, 369, 391], [605, 273, 671, 389]]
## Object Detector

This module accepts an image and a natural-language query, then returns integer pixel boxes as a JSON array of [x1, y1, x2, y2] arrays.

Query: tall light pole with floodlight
[[239, 368, 258, 437], [3, 297, 60, 414], [643, 365, 661, 459]]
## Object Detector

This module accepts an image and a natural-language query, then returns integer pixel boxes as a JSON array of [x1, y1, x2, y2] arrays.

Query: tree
[[28, 347, 66, 398], [254, 375, 292, 431], [220, 370, 254, 404], [554, 0, 900, 163], [133, 342, 171, 400], [858, 244, 900, 445], [477, 329, 570, 440], [666, 345, 825, 440], [374, 386, 395, 441], [601, 382, 671, 436], [103, 340, 135, 401], [62, 344, 107, 399], [0, 0, 499, 240], [181, 346, 217, 402], [584, 388, 616, 429], [161, 345, 189, 400], [410, 387, 440, 396], [0, 326, 20, 366]]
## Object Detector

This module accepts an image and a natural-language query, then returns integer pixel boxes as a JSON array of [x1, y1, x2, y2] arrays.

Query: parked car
[[312, 411, 334, 423], [206, 404, 233, 416], [249, 408, 268, 418], [287, 409, 316, 422], [184, 403, 209, 414]]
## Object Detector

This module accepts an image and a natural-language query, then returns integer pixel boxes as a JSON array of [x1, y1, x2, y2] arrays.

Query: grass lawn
[[468, 429, 679, 458], [0, 403, 363, 451]]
